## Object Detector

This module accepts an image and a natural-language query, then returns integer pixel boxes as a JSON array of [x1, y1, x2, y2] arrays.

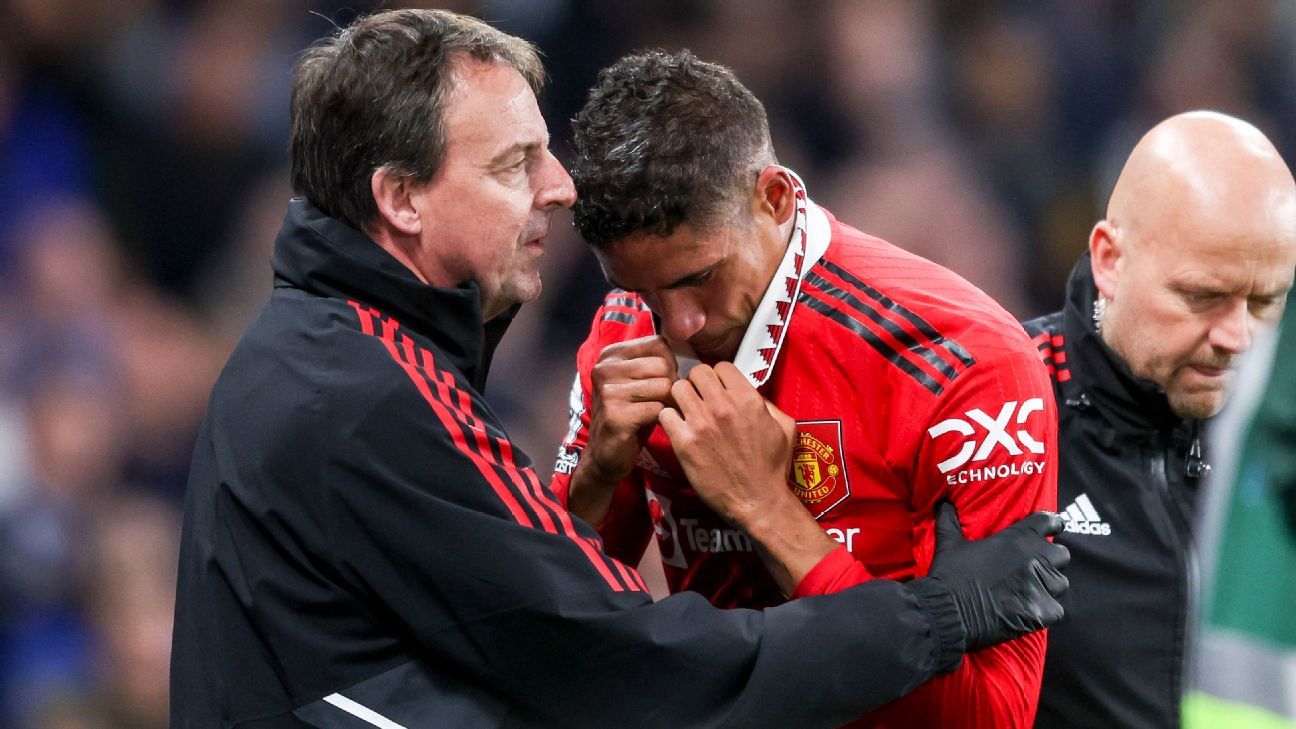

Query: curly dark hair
[[290, 9, 543, 231], [569, 50, 775, 248]]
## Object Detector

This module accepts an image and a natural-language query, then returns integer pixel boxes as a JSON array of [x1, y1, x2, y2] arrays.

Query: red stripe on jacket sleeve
[[348, 301, 377, 335], [422, 354, 645, 594], [412, 346, 560, 536], [373, 316, 534, 529], [352, 306, 636, 593]]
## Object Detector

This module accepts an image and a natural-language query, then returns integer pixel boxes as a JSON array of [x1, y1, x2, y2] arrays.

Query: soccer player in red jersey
[[553, 51, 1059, 727]]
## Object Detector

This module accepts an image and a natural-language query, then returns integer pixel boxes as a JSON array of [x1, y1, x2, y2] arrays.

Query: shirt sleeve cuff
[[908, 576, 966, 673], [791, 545, 874, 599]]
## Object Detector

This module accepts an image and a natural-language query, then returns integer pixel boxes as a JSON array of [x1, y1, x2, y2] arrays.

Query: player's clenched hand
[[658, 362, 794, 523], [568, 336, 678, 524], [659, 364, 835, 593]]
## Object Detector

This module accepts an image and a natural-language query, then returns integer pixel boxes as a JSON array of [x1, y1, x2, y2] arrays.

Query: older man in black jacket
[[169, 9, 1070, 729], [1028, 111, 1296, 729]]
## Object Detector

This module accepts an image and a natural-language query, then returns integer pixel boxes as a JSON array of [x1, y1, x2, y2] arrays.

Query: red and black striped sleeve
[[342, 300, 646, 595], [306, 301, 964, 728], [548, 291, 656, 564]]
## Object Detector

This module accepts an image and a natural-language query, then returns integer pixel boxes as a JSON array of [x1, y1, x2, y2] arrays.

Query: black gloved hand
[[928, 502, 1069, 651]]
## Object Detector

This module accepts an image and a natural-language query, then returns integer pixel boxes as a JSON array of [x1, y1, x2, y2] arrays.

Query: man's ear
[[1089, 219, 1122, 300], [753, 165, 795, 226], [370, 166, 422, 236]]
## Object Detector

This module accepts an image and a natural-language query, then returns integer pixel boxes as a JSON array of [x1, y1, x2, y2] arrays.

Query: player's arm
[[549, 302, 666, 563], [309, 360, 971, 728], [563, 335, 677, 525], [870, 346, 1061, 728]]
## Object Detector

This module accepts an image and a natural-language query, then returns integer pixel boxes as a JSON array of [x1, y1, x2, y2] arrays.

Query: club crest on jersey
[[787, 420, 850, 519]]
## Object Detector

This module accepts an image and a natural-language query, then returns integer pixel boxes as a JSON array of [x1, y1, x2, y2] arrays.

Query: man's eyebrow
[[662, 264, 716, 289], [609, 262, 720, 293], [1168, 273, 1227, 291], [1255, 281, 1294, 299], [610, 265, 715, 294], [487, 140, 541, 167], [484, 141, 528, 165]]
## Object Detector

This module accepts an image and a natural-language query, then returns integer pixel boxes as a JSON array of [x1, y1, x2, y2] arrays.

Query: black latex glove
[[928, 502, 1070, 651]]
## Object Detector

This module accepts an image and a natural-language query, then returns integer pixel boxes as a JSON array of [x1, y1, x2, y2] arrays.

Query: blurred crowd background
[[1, 0, 1295, 726]]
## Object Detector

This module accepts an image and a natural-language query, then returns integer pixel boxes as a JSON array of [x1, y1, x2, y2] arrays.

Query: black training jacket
[[1025, 254, 1208, 729], [170, 199, 967, 729]]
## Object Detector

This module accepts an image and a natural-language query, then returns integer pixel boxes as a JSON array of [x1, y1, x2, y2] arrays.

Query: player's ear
[[753, 165, 795, 226], [370, 166, 422, 237]]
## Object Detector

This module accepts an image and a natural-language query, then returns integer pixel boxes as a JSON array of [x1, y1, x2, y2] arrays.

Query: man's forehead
[[1132, 202, 1294, 257], [1150, 234, 1296, 289], [443, 60, 546, 146]]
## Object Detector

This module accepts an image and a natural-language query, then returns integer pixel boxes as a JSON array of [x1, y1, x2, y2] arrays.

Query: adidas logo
[[1060, 493, 1112, 536]]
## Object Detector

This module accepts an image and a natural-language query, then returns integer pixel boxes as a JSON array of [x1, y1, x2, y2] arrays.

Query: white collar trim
[[730, 169, 830, 386]]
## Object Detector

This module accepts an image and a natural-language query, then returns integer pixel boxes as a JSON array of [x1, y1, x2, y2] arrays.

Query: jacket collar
[[1061, 252, 1181, 433], [270, 198, 517, 390]]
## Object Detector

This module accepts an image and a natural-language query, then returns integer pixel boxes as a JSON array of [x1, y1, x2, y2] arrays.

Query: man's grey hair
[[290, 9, 544, 231]]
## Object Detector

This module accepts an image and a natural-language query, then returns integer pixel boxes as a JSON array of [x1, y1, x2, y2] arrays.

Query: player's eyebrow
[[662, 265, 716, 289], [607, 264, 716, 294]]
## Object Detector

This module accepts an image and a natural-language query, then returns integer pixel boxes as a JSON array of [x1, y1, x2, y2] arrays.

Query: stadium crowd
[[1, 0, 1294, 726]]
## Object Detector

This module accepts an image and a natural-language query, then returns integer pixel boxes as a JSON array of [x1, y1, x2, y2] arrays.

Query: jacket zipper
[[1155, 422, 1208, 729]]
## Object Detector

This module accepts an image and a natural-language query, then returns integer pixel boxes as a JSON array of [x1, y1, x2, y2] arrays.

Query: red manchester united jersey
[[552, 182, 1058, 728]]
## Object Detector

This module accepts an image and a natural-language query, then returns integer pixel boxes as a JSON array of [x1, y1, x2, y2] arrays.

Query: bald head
[[1091, 111, 1296, 419], [1107, 111, 1296, 250]]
